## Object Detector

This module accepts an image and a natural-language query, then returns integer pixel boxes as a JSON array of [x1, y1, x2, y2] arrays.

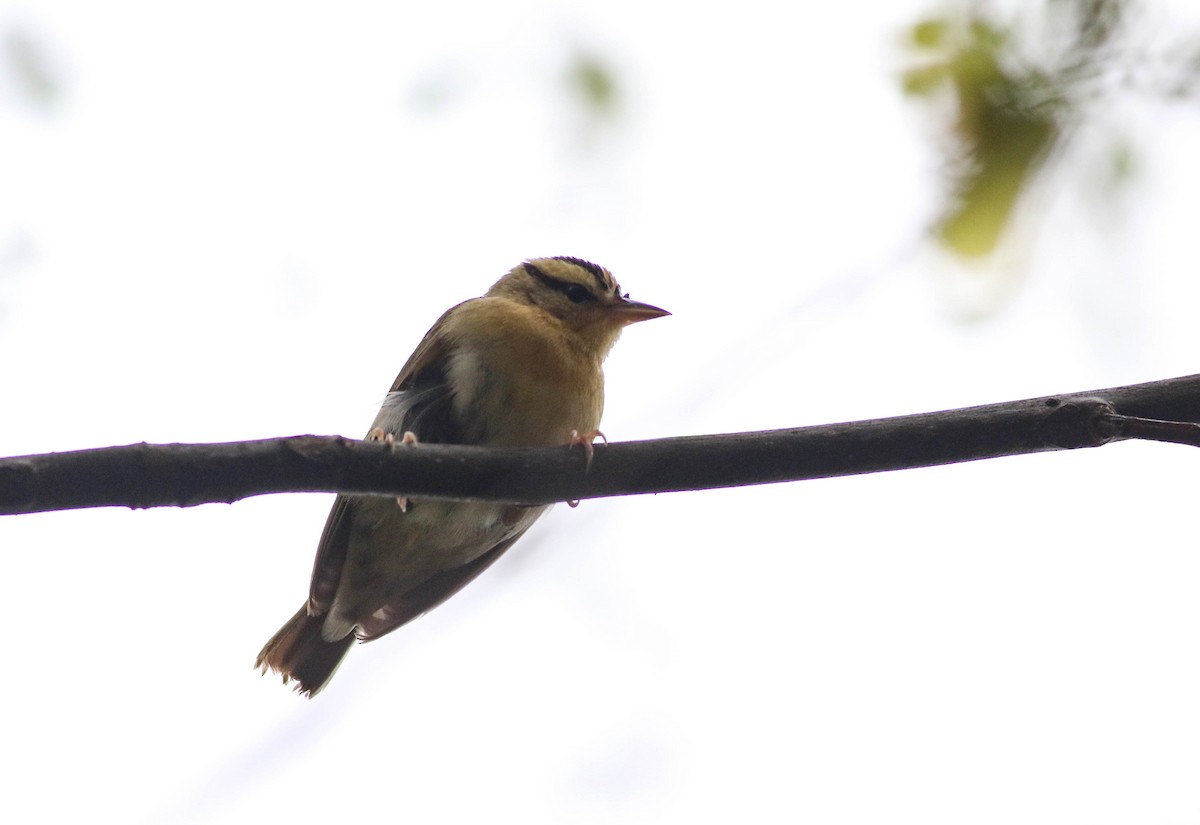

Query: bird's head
[[488, 256, 669, 358]]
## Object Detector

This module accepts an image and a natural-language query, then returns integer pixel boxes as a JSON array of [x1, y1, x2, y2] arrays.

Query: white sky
[[2, 2, 1200, 823]]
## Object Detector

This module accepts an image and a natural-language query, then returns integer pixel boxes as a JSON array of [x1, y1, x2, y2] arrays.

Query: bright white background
[[2, 2, 1200, 823]]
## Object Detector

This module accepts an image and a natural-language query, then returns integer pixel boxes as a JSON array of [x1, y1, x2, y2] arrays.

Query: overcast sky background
[[3, 2, 1200, 823]]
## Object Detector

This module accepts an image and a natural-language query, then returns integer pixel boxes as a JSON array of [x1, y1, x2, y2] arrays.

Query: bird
[[255, 256, 669, 696]]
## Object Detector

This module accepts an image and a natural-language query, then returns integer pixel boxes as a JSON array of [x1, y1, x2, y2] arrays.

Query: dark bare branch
[[3, 374, 1200, 516]]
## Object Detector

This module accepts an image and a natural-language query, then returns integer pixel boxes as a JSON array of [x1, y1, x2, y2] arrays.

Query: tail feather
[[255, 605, 355, 697]]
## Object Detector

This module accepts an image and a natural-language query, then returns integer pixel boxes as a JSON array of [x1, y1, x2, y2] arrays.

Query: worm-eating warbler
[[256, 257, 669, 695]]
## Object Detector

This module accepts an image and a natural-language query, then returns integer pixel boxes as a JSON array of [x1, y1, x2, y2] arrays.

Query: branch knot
[[1038, 397, 1120, 449]]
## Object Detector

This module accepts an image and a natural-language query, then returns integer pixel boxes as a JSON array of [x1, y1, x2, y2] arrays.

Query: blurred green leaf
[[3, 26, 63, 109], [901, 64, 950, 97], [938, 107, 1058, 257], [903, 7, 1067, 258], [903, 0, 1200, 266], [940, 23, 1062, 256], [911, 18, 950, 49], [567, 50, 619, 117]]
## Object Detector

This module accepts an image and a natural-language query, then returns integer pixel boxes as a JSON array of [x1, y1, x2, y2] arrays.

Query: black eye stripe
[[523, 262, 550, 283], [550, 256, 610, 292], [525, 262, 596, 303], [564, 284, 590, 303]]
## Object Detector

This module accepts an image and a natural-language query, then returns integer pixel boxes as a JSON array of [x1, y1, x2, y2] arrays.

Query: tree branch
[[3, 374, 1200, 516]]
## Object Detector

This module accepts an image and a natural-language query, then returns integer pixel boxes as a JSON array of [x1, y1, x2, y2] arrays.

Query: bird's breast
[[445, 304, 604, 447]]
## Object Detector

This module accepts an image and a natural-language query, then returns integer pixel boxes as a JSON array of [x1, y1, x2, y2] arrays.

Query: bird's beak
[[609, 298, 671, 326]]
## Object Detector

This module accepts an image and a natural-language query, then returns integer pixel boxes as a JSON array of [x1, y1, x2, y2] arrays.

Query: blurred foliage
[[567, 49, 619, 118], [903, 0, 1200, 259], [2, 24, 64, 110]]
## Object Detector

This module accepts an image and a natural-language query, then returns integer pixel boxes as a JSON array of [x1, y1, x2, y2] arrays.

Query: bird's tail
[[255, 605, 355, 697]]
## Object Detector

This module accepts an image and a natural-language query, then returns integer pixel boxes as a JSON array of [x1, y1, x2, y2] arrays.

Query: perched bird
[[256, 256, 669, 696]]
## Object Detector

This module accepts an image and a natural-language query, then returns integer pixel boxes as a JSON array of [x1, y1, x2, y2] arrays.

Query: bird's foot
[[567, 428, 607, 497], [367, 429, 420, 510], [366, 428, 419, 446], [567, 428, 606, 507], [568, 429, 607, 469], [367, 427, 393, 445]]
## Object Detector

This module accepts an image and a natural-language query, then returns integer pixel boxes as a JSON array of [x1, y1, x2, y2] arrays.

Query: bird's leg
[[367, 428, 420, 510]]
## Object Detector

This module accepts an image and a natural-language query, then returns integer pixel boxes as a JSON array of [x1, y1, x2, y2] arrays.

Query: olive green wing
[[352, 523, 537, 641], [306, 300, 476, 615]]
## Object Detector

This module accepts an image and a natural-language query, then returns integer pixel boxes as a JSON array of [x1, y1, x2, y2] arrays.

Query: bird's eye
[[565, 284, 591, 304]]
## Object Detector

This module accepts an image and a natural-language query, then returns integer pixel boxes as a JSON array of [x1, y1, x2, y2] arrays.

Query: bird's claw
[[367, 427, 393, 444], [367, 429, 420, 510], [566, 429, 607, 506], [568, 428, 606, 481]]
